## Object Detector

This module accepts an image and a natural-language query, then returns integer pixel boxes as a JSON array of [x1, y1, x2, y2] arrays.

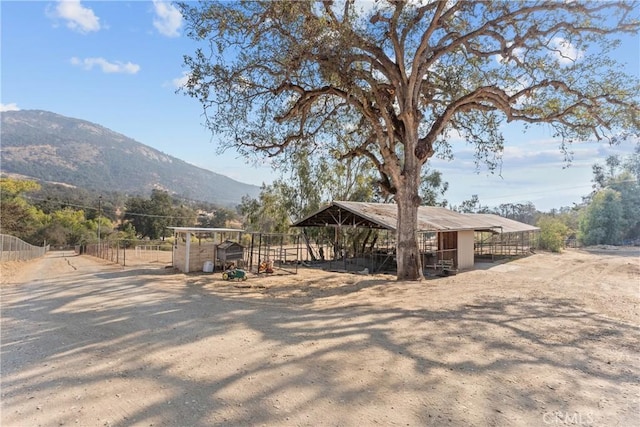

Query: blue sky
[[1, 1, 638, 211]]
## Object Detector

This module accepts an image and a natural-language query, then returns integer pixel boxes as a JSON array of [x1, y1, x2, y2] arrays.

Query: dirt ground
[[1, 247, 638, 426]]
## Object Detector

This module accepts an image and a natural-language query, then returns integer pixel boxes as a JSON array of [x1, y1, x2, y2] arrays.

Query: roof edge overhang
[[292, 201, 540, 234], [292, 201, 395, 230]]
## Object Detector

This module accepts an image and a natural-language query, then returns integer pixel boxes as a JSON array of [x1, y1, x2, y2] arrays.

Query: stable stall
[[468, 213, 540, 259], [292, 201, 539, 273]]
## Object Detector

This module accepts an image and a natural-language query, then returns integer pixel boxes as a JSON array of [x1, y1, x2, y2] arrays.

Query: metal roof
[[465, 213, 540, 233], [293, 201, 539, 233], [217, 240, 244, 249]]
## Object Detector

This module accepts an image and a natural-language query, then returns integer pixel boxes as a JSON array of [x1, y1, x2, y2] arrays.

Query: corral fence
[[246, 233, 301, 275], [298, 229, 399, 274], [474, 230, 539, 259], [0, 234, 49, 262], [77, 240, 172, 268]]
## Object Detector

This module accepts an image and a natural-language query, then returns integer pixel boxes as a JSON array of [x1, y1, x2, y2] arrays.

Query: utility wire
[[22, 196, 199, 220]]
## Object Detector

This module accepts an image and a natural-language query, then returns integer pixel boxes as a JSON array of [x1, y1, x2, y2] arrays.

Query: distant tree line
[[0, 179, 239, 247]]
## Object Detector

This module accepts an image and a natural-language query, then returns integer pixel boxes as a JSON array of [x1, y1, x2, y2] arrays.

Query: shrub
[[537, 216, 569, 253]]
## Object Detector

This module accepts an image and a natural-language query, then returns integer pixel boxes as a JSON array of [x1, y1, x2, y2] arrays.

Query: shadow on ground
[[2, 260, 638, 426]]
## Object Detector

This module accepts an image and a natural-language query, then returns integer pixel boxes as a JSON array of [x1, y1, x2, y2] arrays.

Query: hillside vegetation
[[0, 110, 259, 206]]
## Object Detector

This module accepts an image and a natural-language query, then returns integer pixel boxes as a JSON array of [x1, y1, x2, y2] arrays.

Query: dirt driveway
[[1, 248, 638, 426]]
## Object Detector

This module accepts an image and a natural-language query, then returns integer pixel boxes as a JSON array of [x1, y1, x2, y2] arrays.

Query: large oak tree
[[179, 0, 639, 280]]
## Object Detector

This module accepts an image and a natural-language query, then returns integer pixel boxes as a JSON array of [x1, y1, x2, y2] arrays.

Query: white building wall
[[457, 230, 475, 270]]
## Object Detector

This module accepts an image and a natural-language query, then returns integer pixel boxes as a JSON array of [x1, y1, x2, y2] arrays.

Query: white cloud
[[549, 37, 584, 65], [52, 0, 101, 34], [494, 42, 526, 66], [70, 57, 141, 74], [0, 103, 20, 112], [152, 0, 183, 37], [171, 71, 190, 89]]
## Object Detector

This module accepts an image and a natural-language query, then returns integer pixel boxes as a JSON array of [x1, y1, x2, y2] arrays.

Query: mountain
[[0, 110, 260, 206]]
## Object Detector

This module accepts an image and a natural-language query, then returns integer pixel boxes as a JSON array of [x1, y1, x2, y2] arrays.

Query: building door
[[438, 231, 458, 265]]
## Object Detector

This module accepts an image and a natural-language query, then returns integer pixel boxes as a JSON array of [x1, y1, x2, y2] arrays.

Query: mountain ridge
[[0, 109, 260, 206]]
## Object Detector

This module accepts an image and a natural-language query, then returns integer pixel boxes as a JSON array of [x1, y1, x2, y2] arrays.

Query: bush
[[537, 216, 569, 252], [578, 189, 624, 246]]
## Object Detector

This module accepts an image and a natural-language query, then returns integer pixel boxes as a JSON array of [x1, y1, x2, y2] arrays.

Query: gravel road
[[1, 248, 638, 426]]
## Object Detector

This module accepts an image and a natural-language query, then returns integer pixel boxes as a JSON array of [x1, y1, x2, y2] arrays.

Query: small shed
[[168, 227, 244, 273], [217, 240, 245, 267]]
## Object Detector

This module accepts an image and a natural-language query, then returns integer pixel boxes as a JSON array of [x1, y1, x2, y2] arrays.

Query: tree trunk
[[396, 196, 423, 280], [301, 230, 317, 261], [392, 106, 426, 281], [395, 169, 424, 281]]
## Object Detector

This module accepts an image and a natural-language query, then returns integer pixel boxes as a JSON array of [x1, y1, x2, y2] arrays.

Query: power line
[[22, 196, 198, 220], [120, 211, 197, 219]]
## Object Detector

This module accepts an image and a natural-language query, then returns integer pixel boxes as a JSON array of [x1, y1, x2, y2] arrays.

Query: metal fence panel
[[0, 234, 48, 262], [78, 240, 172, 268]]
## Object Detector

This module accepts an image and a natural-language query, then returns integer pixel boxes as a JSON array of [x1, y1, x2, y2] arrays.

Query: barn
[[292, 201, 539, 273]]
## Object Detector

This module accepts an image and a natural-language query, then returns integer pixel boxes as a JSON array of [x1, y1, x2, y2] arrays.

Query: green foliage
[[124, 190, 198, 239], [494, 202, 539, 226], [24, 207, 98, 247], [420, 168, 449, 207], [0, 178, 45, 242], [453, 195, 492, 214], [0, 177, 40, 198], [238, 182, 293, 234], [579, 189, 624, 246], [0, 179, 229, 248], [580, 150, 640, 245], [537, 216, 569, 252], [237, 149, 388, 262], [239, 142, 385, 236], [0, 198, 43, 241], [196, 207, 237, 228], [115, 222, 137, 242]]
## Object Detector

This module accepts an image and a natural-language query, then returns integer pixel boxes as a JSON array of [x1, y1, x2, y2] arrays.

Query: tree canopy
[[123, 190, 199, 240], [179, 0, 640, 279], [579, 150, 640, 245]]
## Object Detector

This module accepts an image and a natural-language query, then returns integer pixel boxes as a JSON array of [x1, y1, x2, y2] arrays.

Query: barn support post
[[280, 234, 285, 265], [249, 233, 255, 271], [172, 231, 176, 268], [257, 233, 262, 274], [518, 231, 522, 255]]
